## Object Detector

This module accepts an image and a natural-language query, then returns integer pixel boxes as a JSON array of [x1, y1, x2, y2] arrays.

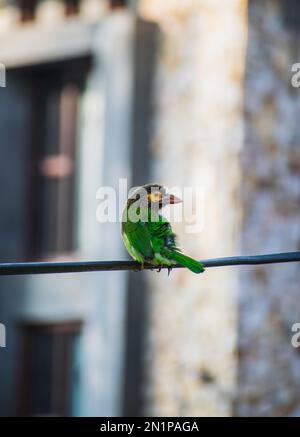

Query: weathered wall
[[237, 0, 300, 417], [139, 0, 248, 416]]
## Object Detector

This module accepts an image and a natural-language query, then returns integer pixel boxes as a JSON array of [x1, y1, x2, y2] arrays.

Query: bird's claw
[[134, 263, 144, 272], [167, 266, 173, 276], [157, 265, 162, 273]]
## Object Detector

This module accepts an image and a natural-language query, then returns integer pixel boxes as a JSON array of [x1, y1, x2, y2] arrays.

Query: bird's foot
[[167, 266, 173, 276], [134, 262, 144, 272], [156, 265, 163, 273]]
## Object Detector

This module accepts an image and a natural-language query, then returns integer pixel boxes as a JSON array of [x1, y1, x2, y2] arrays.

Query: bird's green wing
[[148, 212, 205, 274], [122, 218, 154, 263], [147, 211, 177, 251]]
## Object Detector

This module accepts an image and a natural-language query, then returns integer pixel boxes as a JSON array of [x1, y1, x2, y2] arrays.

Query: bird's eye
[[148, 192, 162, 202]]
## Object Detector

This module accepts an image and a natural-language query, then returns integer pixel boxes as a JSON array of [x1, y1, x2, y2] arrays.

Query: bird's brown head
[[127, 183, 182, 210]]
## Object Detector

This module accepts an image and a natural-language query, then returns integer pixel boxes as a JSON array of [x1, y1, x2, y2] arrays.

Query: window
[[65, 0, 80, 17], [18, 0, 81, 22], [19, 0, 37, 22], [18, 320, 83, 416], [109, 0, 128, 9], [23, 58, 90, 259]]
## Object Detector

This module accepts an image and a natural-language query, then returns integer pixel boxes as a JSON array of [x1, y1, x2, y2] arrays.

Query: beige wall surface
[[140, 0, 248, 416]]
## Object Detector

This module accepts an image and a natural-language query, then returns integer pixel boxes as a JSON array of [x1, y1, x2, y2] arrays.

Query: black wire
[[0, 251, 299, 276]]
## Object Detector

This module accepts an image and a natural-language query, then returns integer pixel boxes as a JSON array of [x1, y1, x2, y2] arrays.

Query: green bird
[[122, 183, 205, 274]]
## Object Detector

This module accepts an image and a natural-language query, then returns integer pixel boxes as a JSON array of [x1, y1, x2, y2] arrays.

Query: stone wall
[[139, 0, 300, 417], [237, 0, 300, 417], [139, 0, 248, 416]]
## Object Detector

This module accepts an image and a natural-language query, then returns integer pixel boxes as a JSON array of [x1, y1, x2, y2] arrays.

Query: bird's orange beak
[[164, 193, 182, 205]]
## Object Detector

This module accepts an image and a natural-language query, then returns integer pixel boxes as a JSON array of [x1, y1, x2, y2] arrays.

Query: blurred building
[[0, 0, 151, 417], [0, 0, 299, 417]]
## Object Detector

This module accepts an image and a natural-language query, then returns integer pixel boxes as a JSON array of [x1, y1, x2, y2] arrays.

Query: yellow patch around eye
[[148, 192, 162, 202]]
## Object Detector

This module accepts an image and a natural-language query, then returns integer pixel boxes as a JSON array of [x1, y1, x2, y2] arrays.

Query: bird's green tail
[[162, 248, 205, 274]]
